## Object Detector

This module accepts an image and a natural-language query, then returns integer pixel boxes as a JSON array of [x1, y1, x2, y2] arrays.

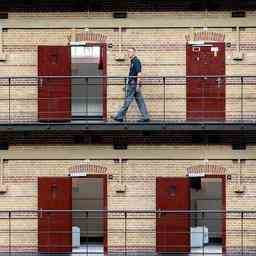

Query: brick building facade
[[0, 4, 255, 255]]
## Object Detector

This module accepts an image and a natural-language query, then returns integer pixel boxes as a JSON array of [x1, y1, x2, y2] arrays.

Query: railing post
[[8, 78, 11, 123], [8, 211, 11, 255], [163, 76, 166, 122], [124, 77, 127, 98], [241, 211, 244, 256], [85, 77, 88, 117], [124, 77, 127, 122], [202, 211, 205, 256], [124, 211, 127, 256], [86, 210, 89, 256], [241, 76, 244, 121]]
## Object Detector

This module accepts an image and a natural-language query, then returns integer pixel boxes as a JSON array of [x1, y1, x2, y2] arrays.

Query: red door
[[156, 177, 190, 253], [187, 42, 225, 121], [38, 46, 71, 121], [38, 177, 72, 253]]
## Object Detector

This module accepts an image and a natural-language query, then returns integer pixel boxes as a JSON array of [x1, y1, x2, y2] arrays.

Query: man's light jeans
[[115, 80, 149, 121]]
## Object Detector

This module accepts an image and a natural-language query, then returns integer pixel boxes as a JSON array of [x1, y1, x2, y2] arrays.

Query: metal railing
[[0, 75, 256, 123], [0, 210, 255, 255]]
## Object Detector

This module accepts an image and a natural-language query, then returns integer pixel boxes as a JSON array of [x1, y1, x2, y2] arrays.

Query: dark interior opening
[[71, 45, 104, 120], [190, 177, 223, 253], [72, 177, 104, 253]]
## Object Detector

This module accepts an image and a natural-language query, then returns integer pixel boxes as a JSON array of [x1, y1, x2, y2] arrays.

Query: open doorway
[[190, 176, 225, 255], [71, 44, 106, 120], [156, 176, 225, 255], [72, 176, 107, 255]]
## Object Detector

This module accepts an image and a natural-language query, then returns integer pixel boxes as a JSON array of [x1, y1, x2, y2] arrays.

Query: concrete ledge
[[0, 121, 255, 132]]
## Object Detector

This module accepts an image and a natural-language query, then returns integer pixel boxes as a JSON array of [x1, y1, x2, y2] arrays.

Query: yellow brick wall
[[0, 10, 256, 252], [0, 144, 254, 251]]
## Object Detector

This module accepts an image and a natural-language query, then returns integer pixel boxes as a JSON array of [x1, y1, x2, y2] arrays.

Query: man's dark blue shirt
[[128, 56, 141, 84]]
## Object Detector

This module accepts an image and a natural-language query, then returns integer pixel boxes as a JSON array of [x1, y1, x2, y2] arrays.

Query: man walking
[[112, 47, 150, 122]]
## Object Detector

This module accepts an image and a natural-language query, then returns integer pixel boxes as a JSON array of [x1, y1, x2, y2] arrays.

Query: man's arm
[[136, 59, 142, 86], [137, 72, 142, 86]]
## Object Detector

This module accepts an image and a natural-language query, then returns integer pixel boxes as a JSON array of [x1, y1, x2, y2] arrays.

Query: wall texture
[[0, 10, 255, 253]]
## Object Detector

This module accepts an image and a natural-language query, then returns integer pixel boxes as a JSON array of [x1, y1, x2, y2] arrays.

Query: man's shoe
[[111, 115, 123, 122], [138, 118, 150, 122]]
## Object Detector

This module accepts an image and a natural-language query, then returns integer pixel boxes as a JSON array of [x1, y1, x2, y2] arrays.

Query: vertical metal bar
[[124, 77, 127, 94], [202, 76, 205, 120], [8, 211, 11, 255], [86, 211, 89, 256], [70, 77, 73, 117], [202, 212, 205, 256], [8, 78, 11, 123], [241, 212, 244, 256], [85, 77, 88, 117], [241, 76, 244, 121], [125, 211, 127, 256], [163, 77, 166, 122], [48, 211, 50, 253], [124, 77, 127, 122]]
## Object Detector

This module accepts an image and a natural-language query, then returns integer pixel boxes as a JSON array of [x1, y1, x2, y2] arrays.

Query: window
[[71, 44, 100, 58]]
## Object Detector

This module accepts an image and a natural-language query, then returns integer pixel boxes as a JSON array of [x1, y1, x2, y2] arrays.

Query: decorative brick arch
[[185, 31, 225, 42], [187, 164, 227, 176], [68, 163, 107, 176], [68, 29, 107, 43]]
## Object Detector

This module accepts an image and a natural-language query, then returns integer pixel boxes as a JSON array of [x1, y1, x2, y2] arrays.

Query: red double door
[[186, 42, 225, 121], [156, 177, 190, 254], [38, 44, 107, 121]]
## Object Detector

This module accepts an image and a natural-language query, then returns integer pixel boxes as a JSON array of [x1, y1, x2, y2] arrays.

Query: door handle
[[39, 208, 43, 218], [161, 212, 167, 217], [157, 209, 161, 219], [157, 209, 167, 219], [216, 77, 222, 88], [39, 78, 44, 88]]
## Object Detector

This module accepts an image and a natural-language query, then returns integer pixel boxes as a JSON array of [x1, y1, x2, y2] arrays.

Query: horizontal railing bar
[[2, 209, 256, 213], [0, 74, 255, 125], [0, 75, 255, 79]]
